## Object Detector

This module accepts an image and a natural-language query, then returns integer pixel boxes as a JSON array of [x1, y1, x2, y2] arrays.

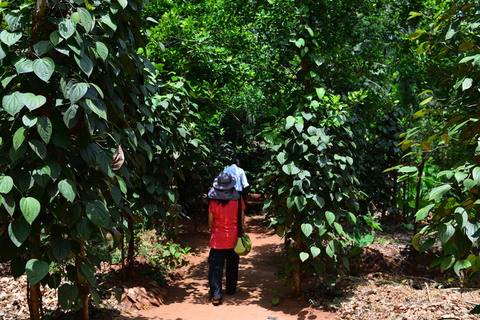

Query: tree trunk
[[27, 234, 43, 320], [76, 243, 89, 320], [293, 234, 302, 295], [413, 156, 427, 240]]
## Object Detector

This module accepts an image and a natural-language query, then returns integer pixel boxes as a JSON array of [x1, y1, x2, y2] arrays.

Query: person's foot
[[226, 291, 236, 295], [212, 298, 221, 306]]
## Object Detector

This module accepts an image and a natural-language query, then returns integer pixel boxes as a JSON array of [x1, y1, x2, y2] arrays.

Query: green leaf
[[473, 167, 480, 185], [28, 140, 47, 159], [49, 30, 63, 46], [23, 114, 38, 127], [0, 175, 14, 194], [2, 92, 25, 116], [78, 7, 94, 32], [81, 143, 101, 166], [100, 14, 117, 31], [58, 284, 78, 309], [33, 41, 52, 56], [419, 238, 435, 253], [299, 252, 309, 262], [428, 185, 452, 200], [282, 162, 300, 175], [63, 104, 80, 128], [325, 211, 335, 226], [77, 217, 93, 239], [33, 58, 55, 82], [96, 151, 113, 177], [67, 80, 89, 104], [0, 30, 22, 46], [310, 246, 321, 258], [117, 0, 128, 8], [94, 42, 109, 61], [59, 19, 76, 39], [409, 29, 426, 40], [15, 58, 33, 74], [462, 78, 473, 91], [85, 99, 107, 120], [315, 88, 325, 100], [52, 238, 71, 261], [399, 166, 418, 174], [438, 223, 455, 243], [301, 223, 313, 237], [80, 263, 96, 286], [8, 220, 31, 247], [2, 194, 16, 216], [295, 195, 306, 211], [86, 200, 111, 229], [13, 127, 27, 151], [453, 259, 471, 276], [117, 176, 127, 194], [58, 180, 77, 202], [20, 197, 41, 224], [75, 54, 93, 77], [22, 93, 46, 111], [277, 152, 288, 165], [415, 204, 435, 222], [37, 116, 52, 144], [32, 165, 50, 187], [440, 256, 455, 271], [25, 259, 49, 286]]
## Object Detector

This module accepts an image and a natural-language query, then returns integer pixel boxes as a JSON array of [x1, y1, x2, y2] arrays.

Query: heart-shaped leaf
[[86, 200, 111, 229], [33, 41, 52, 56], [74, 54, 93, 77], [58, 179, 77, 202], [59, 19, 76, 39], [0, 175, 14, 194], [58, 284, 78, 309], [33, 58, 55, 82], [299, 252, 309, 262], [325, 211, 335, 226], [52, 238, 71, 262], [8, 220, 31, 247], [2, 92, 25, 116], [85, 99, 107, 120], [67, 80, 89, 103], [310, 246, 321, 258], [0, 30, 22, 46], [22, 93, 47, 111], [25, 259, 49, 286], [301, 223, 313, 238], [15, 58, 33, 74], [20, 197, 41, 224], [37, 116, 52, 144]]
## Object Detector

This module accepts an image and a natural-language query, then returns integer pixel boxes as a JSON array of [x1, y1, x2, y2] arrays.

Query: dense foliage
[[1, 0, 479, 318]]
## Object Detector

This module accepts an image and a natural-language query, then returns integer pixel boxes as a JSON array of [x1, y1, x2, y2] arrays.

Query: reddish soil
[[117, 196, 338, 320]]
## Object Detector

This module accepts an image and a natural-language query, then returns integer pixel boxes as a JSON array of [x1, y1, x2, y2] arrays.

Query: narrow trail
[[118, 207, 338, 320]]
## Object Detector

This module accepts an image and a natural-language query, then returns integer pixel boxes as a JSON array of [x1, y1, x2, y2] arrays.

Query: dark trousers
[[208, 248, 239, 299]]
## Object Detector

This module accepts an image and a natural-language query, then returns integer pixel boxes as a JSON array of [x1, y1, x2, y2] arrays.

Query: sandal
[[212, 298, 221, 306]]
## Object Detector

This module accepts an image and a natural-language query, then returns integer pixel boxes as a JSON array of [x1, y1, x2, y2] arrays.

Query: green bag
[[234, 233, 251, 256], [234, 198, 252, 256]]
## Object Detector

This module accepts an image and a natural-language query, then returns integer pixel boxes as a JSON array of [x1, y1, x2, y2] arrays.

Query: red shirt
[[209, 198, 246, 249]]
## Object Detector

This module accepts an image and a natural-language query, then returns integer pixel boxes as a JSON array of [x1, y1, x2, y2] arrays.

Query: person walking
[[222, 158, 249, 199], [207, 172, 246, 306]]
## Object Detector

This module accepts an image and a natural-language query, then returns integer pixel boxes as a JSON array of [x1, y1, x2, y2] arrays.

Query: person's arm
[[208, 211, 214, 232]]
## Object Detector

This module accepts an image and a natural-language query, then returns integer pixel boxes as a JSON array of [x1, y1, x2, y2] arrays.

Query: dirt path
[[122, 215, 338, 320]]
